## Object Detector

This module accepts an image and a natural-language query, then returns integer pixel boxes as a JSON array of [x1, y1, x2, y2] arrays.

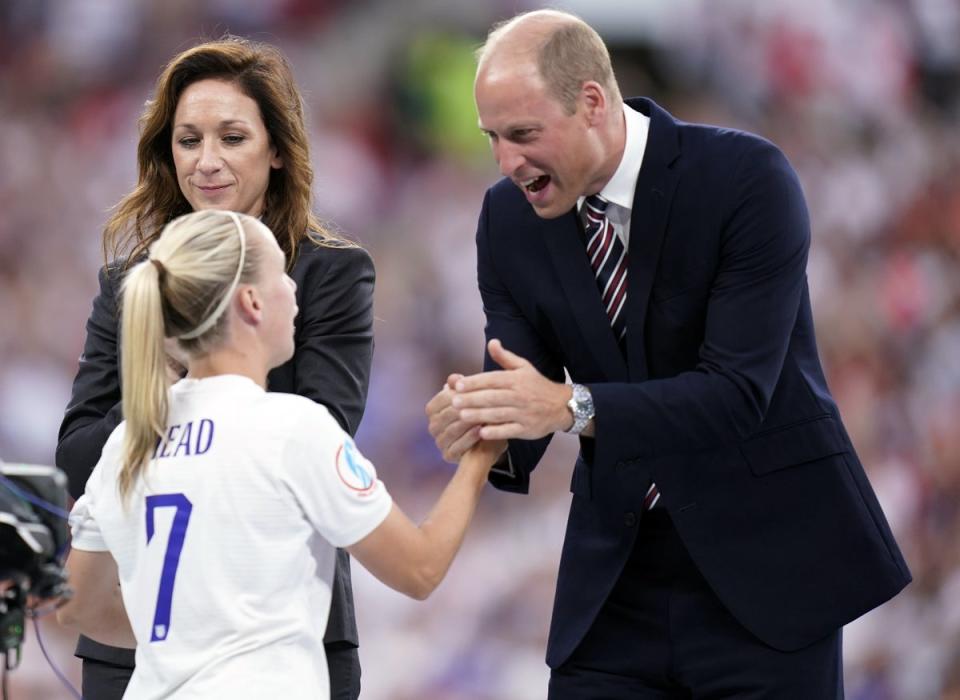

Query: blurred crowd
[[1, 0, 958, 698]]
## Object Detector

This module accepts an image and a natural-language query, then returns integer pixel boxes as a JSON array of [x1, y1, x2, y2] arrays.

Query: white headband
[[178, 211, 247, 340]]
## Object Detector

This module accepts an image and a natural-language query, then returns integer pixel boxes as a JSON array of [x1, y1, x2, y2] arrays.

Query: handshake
[[426, 339, 581, 462]]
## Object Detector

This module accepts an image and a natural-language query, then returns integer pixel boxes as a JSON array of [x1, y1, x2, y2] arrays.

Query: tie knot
[[584, 194, 609, 217]]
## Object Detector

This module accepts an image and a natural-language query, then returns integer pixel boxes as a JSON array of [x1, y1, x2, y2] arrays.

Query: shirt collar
[[578, 103, 650, 214]]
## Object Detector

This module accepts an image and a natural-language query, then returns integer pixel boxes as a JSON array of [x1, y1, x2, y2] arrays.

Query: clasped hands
[[426, 339, 574, 462]]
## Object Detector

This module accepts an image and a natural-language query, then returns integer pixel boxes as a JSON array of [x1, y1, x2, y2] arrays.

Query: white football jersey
[[70, 375, 392, 700]]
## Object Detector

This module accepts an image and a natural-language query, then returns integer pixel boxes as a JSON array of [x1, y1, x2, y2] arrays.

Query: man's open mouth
[[522, 175, 550, 193]]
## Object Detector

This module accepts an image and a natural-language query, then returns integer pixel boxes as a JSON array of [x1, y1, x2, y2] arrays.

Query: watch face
[[576, 386, 592, 412], [566, 384, 593, 434], [568, 384, 593, 425]]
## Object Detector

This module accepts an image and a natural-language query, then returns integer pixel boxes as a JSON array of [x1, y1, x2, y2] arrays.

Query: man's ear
[[580, 81, 607, 125], [236, 285, 263, 325]]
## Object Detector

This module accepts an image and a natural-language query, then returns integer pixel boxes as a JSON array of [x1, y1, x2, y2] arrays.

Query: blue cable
[[30, 613, 82, 700], [0, 474, 71, 522], [1, 470, 82, 697], [0, 473, 73, 558]]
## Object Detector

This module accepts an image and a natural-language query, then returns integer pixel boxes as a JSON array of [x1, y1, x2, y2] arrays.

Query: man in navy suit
[[427, 9, 911, 699]]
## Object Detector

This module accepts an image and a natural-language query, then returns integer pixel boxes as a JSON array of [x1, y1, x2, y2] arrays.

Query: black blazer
[[57, 239, 375, 666], [479, 98, 911, 668]]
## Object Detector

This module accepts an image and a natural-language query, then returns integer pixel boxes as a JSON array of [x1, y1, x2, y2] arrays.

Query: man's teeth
[[523, 175, 547, 191]]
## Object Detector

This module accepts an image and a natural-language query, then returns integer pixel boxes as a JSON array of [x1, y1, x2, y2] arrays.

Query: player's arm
[[57, 548, 135, 648], [348, 438, 503, 600]]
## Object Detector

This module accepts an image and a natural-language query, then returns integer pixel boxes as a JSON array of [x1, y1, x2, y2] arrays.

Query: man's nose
[[495, 142, 524, 178]]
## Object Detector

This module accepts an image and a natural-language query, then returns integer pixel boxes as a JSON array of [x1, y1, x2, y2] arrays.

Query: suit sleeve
[[292, 245, 375, 437], [590, 140, 811, 469], [477, 190, 564, 494], [57, 265, 125, 500]]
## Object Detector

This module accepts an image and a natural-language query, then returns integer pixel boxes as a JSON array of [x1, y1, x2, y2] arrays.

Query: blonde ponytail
[[119, 260, 170, 500]]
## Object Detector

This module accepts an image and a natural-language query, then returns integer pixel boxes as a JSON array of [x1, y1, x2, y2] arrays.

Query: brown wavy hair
[[104, 36, 351, 269]]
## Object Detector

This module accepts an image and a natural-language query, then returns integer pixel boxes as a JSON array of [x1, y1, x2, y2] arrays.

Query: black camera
[[0, 462, 71, 666]]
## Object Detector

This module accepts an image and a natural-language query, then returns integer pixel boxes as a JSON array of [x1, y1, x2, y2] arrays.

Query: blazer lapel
[[624, 98, 682, 382], [541, 212, 628, 381]]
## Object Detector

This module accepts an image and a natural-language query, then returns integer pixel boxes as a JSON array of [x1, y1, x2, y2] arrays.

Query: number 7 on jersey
[[145, 493, 193, 642]]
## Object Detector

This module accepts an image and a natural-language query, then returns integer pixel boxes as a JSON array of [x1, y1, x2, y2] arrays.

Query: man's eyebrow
[[480, 123, 539, 135]]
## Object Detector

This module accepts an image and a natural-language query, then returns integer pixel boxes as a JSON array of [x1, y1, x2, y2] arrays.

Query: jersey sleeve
[[68, 425, 125, 552], [69, 492, 107, 552], [280, 407, 392, 548]]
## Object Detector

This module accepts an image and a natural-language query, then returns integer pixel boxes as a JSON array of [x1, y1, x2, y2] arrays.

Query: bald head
[[478, 10, 574, 64], [477, 10, 621, 115]]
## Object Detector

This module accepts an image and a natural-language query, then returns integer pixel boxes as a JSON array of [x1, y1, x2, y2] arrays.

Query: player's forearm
[[350, 448, 495, 600], [410, 451, 490, 597]]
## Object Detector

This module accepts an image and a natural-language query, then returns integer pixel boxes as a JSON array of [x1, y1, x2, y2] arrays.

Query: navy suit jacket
[[479, 98, 911, 668]]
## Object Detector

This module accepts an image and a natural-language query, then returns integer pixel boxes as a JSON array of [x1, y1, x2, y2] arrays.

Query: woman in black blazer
[[56, 36, 373, 700]]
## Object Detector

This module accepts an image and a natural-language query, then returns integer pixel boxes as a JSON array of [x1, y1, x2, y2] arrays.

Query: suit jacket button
[[624, 512, 636, 527]]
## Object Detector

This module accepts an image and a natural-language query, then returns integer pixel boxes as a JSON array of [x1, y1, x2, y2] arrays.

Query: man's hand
[[426, 373, 483, 463], [453, 339, 573, 441]]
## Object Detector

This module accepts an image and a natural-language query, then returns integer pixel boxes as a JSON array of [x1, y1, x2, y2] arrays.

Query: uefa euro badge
[[336, 438, 376, 494]]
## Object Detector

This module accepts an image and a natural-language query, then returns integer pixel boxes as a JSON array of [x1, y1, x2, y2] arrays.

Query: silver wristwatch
[[565, 383, 594, 435]]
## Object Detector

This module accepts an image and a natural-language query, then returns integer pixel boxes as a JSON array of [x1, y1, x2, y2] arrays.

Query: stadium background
[[1, 0, 959, 697]]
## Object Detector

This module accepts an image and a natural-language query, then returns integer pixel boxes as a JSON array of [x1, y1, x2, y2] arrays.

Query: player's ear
[[236, 285, 263, 325]]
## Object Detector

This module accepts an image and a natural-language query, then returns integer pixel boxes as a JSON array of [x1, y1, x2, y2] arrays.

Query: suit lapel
[[624, 98, 682, 381], [542, 212, 628, 380]]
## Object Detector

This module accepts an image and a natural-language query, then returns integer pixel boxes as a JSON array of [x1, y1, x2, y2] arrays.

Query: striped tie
[[583, 195, 628, 342], [582, 194, 660, 511]]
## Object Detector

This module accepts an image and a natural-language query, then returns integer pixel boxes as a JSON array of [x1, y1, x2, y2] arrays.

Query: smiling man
[[475, 26, 624, 220], [426, 9, 911, 699]]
